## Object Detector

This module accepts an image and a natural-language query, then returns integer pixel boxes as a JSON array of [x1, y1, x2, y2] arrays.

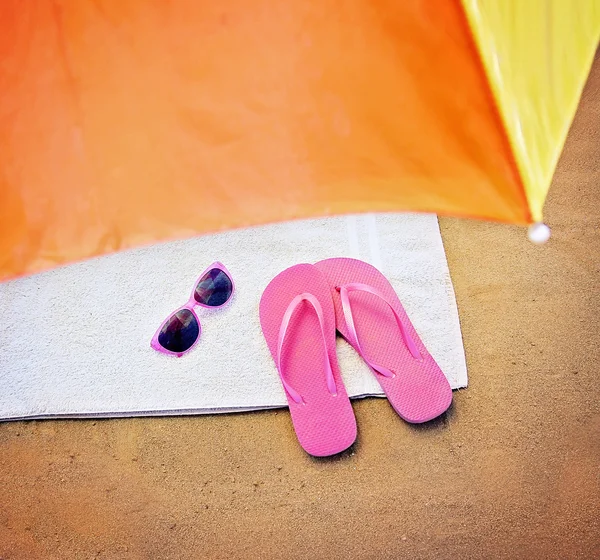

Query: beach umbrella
[[1, 0, 598, 281]]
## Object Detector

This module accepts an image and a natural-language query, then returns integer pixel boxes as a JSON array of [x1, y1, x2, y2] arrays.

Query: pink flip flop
[[259, 264, 357, 457], [314, 258, 452, 423]]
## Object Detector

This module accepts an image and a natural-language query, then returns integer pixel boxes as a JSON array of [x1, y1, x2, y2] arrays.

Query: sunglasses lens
[[194, 268, 233, 307], [157, 309, 199, 353]]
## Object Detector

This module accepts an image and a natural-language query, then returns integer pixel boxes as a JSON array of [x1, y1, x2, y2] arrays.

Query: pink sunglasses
[[151, 262, 235, 357]]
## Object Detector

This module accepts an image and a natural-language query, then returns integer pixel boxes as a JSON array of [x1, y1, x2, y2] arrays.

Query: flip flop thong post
[[314, 258, 452, 423], [260, 264, 357, 457]]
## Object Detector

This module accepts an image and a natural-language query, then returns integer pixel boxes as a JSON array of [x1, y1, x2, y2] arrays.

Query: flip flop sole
[[260, 264, 357, 456], [315, 258, 452, 423]]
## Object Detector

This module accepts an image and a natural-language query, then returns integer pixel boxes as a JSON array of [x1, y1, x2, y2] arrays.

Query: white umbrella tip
[[528, 222, 551, 244]]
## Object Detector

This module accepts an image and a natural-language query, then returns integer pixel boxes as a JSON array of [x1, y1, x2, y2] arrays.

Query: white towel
[[0, 213, 467, 420]]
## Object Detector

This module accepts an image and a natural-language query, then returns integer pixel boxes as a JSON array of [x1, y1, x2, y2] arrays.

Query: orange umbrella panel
[[2, 0, 593, 280]]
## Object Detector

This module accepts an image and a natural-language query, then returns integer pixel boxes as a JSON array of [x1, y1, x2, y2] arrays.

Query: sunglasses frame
[[150, 261, 235, 357]]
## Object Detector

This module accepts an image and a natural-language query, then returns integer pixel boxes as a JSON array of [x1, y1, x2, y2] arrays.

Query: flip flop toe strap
[[336, 283, 423, 378], [277, 293, 337, 404]]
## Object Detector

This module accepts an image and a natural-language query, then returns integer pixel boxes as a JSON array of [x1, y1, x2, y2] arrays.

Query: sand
[[1, 52, 599, 560]]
